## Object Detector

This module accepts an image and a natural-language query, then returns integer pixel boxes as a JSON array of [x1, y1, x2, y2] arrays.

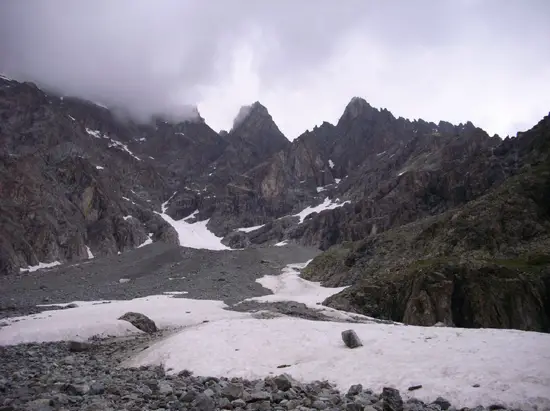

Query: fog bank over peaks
[[1, 0, 549, 137]]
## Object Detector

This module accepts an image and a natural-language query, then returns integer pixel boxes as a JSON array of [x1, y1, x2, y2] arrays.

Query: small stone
[[407, 385, 423, 391], [256, 400, 272, 411], [312, 399, 328, 409], [158, 381, 173, 395], [25, 399, 53, 411], [145, 379, 159, 391], [382, 387, 403, 411], [285, 399, 301, 410], [180, 390, 197, 402], [68, 341, 91, 352], [432, 397, 452, 411], [231, 398, 246, 408], [272, 391, 285, 403], [62, 356, 76, 365], [355, 394, 376, 407], [178, 369, 193, 377], [488, 405, 506, 410], [472, 384, 480, 388], [347, 384, 363, 396], [341, 330, 363, 348], [404, 399, 425, 411], [53, 393, 69, 405], [218, 397, 232, 409], [250, 391, 272, 402], [89, 382, 105, 395], [136, 385, 153, 396], [193, 393, 215, 411], [66, 303, 78, 308], [63, 384, 90, 396], [222, 382, 244, 400], [274, 374, 293, 391]]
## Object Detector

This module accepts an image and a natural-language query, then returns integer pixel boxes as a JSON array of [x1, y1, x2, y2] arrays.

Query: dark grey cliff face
[[0, 78, 179, 275]]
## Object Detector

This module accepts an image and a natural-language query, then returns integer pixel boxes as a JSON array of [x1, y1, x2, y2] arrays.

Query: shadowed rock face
[[301, 116, 550, 331]]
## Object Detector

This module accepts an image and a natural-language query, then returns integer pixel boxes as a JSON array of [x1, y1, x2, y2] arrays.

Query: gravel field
[[0, 243, 319, 319]]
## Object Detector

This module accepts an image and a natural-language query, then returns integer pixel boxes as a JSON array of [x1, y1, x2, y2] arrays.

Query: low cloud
[[1, 0, 549, 136]]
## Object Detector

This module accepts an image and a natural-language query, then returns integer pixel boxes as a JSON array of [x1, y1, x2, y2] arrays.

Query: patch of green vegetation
[[407, 254, 550, 272], [301, 246, 350, 280], [490, 254, 550, 270], [527, 254, 550, 265], [408, 257, 457, 269]]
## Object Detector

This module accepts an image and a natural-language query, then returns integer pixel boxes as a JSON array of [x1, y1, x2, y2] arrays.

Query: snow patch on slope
[[236, 224, 265, 233], [244, 261, 347, 307], [138, 233, 154, 248], [86, 246, 94, 259], [294, 197, 350, 223], [85, 128, 103, 139], [107, 139, 141, 161], [85, 128, 141, 161], [19, 261, 61, 273], [158, 194, 229, 250]]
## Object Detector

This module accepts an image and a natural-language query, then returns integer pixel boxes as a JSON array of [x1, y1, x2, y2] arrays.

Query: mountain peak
[[341, 97, 378, 122], [232, 101, 271, 130]]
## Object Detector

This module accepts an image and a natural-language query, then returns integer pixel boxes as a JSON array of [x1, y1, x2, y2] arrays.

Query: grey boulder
[[341, 329, 363, 349], [118, 312, 158, 334]]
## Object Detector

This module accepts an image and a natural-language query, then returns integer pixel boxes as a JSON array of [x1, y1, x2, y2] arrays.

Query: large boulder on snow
[[118, 312, 157, 334], [341, 329, 363, 349]]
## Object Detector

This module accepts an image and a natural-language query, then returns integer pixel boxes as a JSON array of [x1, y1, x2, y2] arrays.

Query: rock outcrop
[[302, 117, 550, 331]]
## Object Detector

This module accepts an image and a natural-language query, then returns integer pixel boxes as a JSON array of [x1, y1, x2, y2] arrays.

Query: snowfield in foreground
[[128, 317, 549, 410], [1, 262, 549, 410]]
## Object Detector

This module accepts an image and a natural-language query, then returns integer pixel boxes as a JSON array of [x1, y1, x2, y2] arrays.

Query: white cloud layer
[[1, 0, 549, 138]]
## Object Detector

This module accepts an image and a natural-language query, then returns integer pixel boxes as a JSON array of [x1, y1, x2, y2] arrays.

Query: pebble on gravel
[[274, 374, 293, 391], [433, 397, 452, 410], [347, 383, 363, 396], [382, 387, 404, 411], [68, 340, 92, 352]]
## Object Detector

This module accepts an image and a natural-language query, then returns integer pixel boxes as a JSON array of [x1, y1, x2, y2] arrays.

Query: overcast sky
[[1, 0, 549, 139]]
